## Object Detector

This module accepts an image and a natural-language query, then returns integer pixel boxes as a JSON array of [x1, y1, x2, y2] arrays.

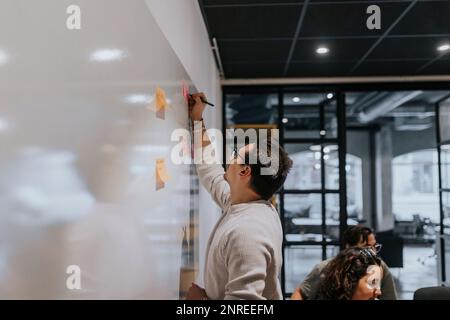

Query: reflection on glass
[[392, 149, 439, 223], [444, 192, 450, 227], [324, 99, 337, 138], [284, 144, 321, 190], [324, 145, 339, 190], [440, 99, 450, 142], [225, 94, 278, 125], [346, 154, 363, 219], [284, 246, 322, 293], [442, 145, 450, 189], [284, 194, 322, 242], [284, 246, 338, 293], [325, 194, 340, 241], [283, 93, 327, 139]]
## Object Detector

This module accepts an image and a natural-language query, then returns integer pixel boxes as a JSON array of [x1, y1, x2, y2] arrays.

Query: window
[[392, 149, 439, 223]]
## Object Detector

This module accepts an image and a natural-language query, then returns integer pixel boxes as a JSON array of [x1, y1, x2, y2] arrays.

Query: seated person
[[291, 225, 397, 300], [317, 247, 382, 300]]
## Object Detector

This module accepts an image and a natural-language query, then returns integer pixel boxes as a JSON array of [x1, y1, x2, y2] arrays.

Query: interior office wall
[[0, 0, 220, 299], [144, 0, 222, 287]]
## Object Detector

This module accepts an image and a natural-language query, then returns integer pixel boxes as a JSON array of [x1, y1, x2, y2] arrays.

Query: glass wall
[[224, 88, 347, 297]]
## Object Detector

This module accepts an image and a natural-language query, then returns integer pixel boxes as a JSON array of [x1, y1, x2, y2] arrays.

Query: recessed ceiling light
[[90, 49, 126, 62], [0, 49, 9, 65], [316, 47, 329, 55], [124, 94, 153, 104], [282, 117, 289, 124], [292, 97, 301, 103], [327, 93, 334, 99], [437, 44, 450, 52]]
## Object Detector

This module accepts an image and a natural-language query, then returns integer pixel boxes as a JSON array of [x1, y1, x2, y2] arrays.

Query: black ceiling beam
[[283, 0, 310, 76], [348, 0, 419, 75], [203, 0, 443, 8], [224, 57, 450, 65], [217, 34, 450, 42]]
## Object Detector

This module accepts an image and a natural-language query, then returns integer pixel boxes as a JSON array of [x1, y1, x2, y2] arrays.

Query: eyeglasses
[[360, 247, 378, 260], [369, 243, 382, 253]]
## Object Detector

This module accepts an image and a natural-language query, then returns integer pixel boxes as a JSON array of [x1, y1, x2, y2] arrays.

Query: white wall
[[0, 0, 222, 299], [145, 0, 223, 287]]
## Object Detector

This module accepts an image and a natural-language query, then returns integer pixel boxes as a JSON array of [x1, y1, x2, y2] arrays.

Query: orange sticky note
[[181, 81, 189, 104], [156, 159, 170, 191], [155, 87, 167, 119]]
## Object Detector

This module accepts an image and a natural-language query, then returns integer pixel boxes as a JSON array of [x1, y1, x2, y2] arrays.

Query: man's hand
[[186, 283, 208, 300], [189, 92, 207, 121]]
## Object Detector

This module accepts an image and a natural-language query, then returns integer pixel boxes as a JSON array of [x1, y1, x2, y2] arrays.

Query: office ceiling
[[199, 0, 450, 78]]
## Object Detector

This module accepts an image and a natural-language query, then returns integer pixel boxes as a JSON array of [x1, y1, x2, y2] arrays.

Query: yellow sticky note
[[156, 158, 170, 183], [155, 86, 167, 117]]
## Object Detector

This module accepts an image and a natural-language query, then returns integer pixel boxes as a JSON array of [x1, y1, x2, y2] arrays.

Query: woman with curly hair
[[317, 247, 383, 300]]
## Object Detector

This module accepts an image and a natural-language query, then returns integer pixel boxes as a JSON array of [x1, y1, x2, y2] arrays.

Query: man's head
[[225, 139, 292, 201], [343, 225, 379, 251]]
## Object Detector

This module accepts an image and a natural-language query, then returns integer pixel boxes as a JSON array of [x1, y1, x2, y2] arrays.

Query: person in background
[[317, 247, 383, 300], [291, 225, 398, 300]]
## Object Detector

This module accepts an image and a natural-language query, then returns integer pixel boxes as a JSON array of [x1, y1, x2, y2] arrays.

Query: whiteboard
[[0, 0, 198, 299]]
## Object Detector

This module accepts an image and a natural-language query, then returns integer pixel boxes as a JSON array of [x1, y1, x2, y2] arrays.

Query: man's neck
[[230, 190, 262, 205]]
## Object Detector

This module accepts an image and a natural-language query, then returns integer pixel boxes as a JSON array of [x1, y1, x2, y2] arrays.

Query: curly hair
[[318, 247, 381, 300]]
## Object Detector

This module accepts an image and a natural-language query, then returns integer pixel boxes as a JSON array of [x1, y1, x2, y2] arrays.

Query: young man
[[291, 225, 398, 300], [186, 93, 293, 300]]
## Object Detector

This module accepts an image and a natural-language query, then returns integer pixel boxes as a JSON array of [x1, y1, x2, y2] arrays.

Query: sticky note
[[156, 158, 170, 190], [181, 81, 189, 104], [155, 87, 167, 120]]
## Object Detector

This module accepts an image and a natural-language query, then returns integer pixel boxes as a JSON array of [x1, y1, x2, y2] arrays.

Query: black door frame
[[435, 93, 450, 284]]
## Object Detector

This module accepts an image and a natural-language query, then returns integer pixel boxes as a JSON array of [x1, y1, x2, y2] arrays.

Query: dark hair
[[244, 139, 293, 200], [342, 225, 374, 247], [318, 247, 381, 300]]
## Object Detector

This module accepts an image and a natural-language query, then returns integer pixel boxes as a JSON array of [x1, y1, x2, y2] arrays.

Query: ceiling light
[[90, 49, 126, 62], [327, 93, 334, 99], [316, 47, 329, 55], [0, 49, 9, 65], [282, 117, 289, 124], [437, 44, 450, 52], [292, 97, 301, 103]]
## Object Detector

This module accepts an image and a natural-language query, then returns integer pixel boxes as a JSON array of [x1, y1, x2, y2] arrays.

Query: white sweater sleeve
[[195, 144, 231, 210]]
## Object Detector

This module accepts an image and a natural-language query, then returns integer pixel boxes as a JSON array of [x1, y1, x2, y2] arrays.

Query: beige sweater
[[196, 146, 283, 300]]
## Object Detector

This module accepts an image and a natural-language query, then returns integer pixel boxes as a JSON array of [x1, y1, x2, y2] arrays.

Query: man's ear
[[239, 165, 252, 177]]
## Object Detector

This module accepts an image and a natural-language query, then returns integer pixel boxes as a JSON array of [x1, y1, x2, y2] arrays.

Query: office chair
[[413, 286, 450, 300]]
